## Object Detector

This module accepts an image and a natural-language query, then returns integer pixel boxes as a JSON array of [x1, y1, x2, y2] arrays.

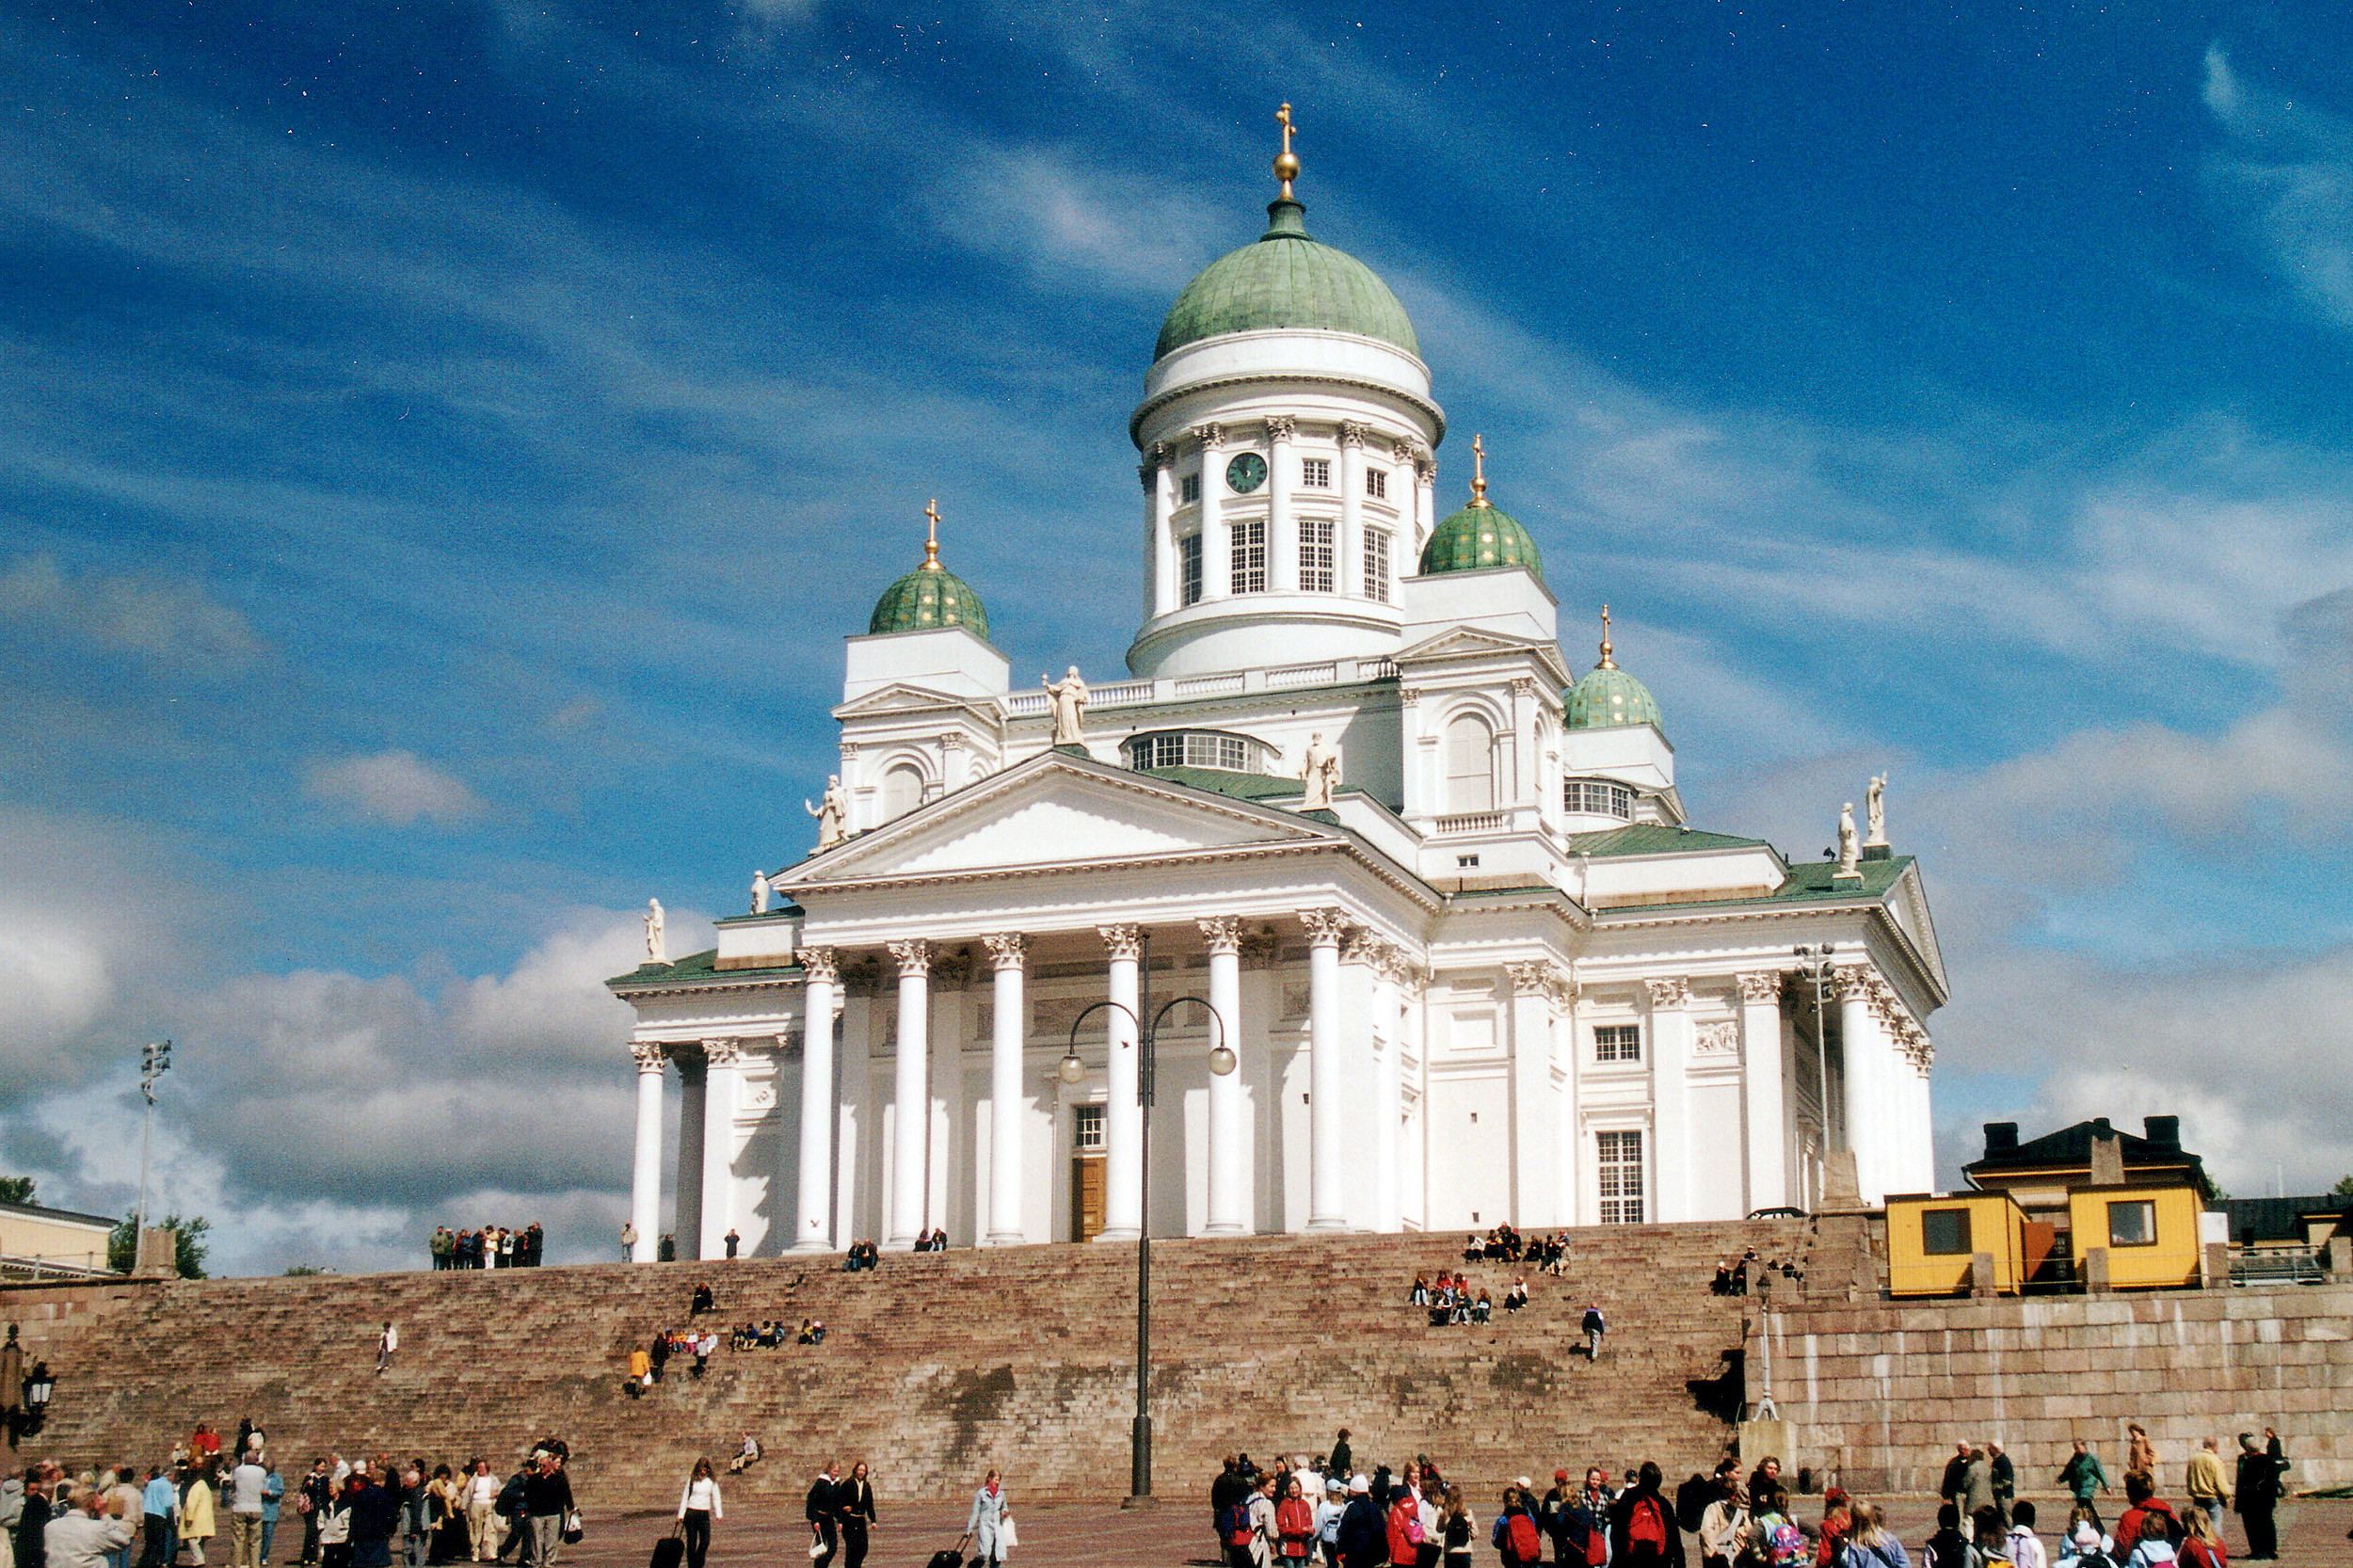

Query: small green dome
[[1155, 199, 1419, 360], [870, 561, 989, 640], [1565, 664, 1664, 731], [1418, 501, 1545, 581]]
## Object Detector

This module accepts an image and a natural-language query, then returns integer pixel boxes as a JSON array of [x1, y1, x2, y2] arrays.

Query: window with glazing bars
[[1178, 532, 1203, 606], [1366, 467, 1387, 499], [1302, 457, 1331, 488], [1300, 518, 1335, 592], [1364, 529, 1391, 603], [1230, 520, 1266, 594], [1567, 780, 1634, 820], [1073, 1104, 1104, 1150], [1597, 1129, 1644, 1224], [1180, 472, 1200, 504], [1594, 1024, 1641, 1063]]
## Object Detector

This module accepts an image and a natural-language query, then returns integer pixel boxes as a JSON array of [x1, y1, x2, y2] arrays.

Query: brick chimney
[[2143, 1115, 2180, 1149], [1983, 1122, 2019, 1157]]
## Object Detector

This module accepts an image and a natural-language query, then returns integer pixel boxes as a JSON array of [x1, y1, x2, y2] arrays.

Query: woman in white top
[[675, 1460, 721, 1568]]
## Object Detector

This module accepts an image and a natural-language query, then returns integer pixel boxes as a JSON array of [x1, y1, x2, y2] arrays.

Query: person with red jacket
[[2114, 1474, 2181, 1559], [1385, 1487, 1422, 1568], [1275, 1478, 1317, 1567]]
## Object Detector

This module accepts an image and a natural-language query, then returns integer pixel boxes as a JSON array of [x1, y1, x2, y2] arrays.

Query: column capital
[[1299, 907, 1350, 948], [1265, 414, 1297, 442], [888, 939, 932, 977], [1737, 970, 1783, 1004], [1508, 960, 1555, 997], [703, 1038, 744, 1068], [630, 1041, 667, 1073], [1341, 931, 1386, 968], [982, 932, 1029, 971], [1390, 437, 1417, 463], [1097, 923, 1144, 961], [1643, 976, 1689, 1010], [801, 946, 840, 985], [939, 730, 966, 750], [1195, 916, 1243, 954], [1510, 676, 1539, 699], [933, 947, 975, 987], [1192, 422, 1225, 450], [1338, 421, 1369, 448], [1240, 929, 1282, 969], [1832, 965, 1876, 1003], [1399, 685, 1420, 707]]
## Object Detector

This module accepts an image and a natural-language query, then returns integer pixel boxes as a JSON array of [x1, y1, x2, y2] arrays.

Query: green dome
[[1155, 200, 1419, 360], [1417, 501, 1545, 581], [1565, 664, 1664, 731], [870, 561, 990, 641]]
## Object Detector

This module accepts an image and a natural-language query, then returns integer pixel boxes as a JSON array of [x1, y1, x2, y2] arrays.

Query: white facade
[[610, 177, 1948, 1261]]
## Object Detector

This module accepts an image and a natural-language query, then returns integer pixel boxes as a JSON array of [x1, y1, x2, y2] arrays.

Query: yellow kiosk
[[1887, 1192, 2029, 1296], [2070, 1182, 2202, 1290]]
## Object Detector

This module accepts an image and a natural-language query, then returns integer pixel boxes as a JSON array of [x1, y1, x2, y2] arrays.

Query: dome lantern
[[868, 499, 991, 641], [1417, 435, 1545, 580], [1564, 605, 1665, 732]]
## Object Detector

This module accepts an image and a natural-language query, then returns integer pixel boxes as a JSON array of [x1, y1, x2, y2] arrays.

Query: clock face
[[1225, 452, 1268, 494]]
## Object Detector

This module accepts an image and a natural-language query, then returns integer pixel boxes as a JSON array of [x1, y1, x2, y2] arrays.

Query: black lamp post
[[1058, 936, 1235, 1508], [1794, 943, 1838, 1159], [22, 1363, 53, 1437]]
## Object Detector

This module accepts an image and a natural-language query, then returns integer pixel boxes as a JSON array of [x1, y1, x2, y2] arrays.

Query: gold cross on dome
[[922, 498, 941, 568], [1469, 433, 1490, 507], [1599, 603, 1615, 668], [1273, 103, 1301, 197]]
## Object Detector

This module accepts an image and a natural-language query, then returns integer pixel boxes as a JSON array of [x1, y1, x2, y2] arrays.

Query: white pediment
[[832, 682, 986, 719], [1394, 626, 1545, 663], [1886, 860, 1949, 1000], [776, 755, 1334, 887]]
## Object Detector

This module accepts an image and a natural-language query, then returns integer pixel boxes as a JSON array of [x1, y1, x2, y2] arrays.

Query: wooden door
[[1071, 1157, 1106, 1242]]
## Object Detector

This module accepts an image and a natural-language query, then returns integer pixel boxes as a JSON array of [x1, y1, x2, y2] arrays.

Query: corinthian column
[[699, 1039, 742, 1259], [1737, 971, 1787, 1215], [1302, 907, 1351, 1232], [984, 933, 1029, 1245], [1098, 924, 1144, 1241], [1835, 967, 1880, 1205], [628, 1042, 664, 1262], [1645, 978, 1691, 1222], [888, 940, 932, 1248], [791, 950, 839, 1253]]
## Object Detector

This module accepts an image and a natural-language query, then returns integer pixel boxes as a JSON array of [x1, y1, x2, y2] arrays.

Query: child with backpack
[[2006, 1500, 2047, 1568]]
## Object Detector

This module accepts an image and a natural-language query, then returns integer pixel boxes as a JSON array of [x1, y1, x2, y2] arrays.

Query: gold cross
[[1599, 604, 1614, 668], [1469, 433, 1489, 506], [1273, 104, 1301, 197], [923, 498, 941, 568], [1278, 104, 1294, 157]]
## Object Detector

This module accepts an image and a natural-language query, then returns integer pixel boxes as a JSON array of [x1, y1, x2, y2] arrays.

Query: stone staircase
[[21, 1221, 1801, 1512]]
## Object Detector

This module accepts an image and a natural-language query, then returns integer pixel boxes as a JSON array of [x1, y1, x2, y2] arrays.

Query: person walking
[[375, 1326, 396, 1377], [137, 1470, 176, 1568], [958, 1470, 1010, 1568], [1337, 1478, 1385, 1568], [802, 1464, 841, 1568], [836, 1464, 874, 1568], [2058, 1443, 2110, 1533], [181, 1462, 219, 1568], [1580, 1304, 1606, 1362], [258, 1464, 284, 1568], [1606, 1464, 1683, 1568], [228, 1455, 268, 1568], [672, 1462, 717, 1568], [2231, 1432, 2286, 1562], [519, 1456, 568, 1568], [456, 1467, 494, 1567]]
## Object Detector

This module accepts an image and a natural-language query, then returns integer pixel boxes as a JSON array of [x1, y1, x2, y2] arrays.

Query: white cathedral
[[610, 126, 1947, 1261]]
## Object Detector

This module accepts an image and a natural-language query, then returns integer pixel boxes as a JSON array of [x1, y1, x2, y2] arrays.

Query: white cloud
[[2201, 44, 2353, 328], [0, 554, 261, 673], [924, 145, 1220, 298], [305, 751, 485, 826]]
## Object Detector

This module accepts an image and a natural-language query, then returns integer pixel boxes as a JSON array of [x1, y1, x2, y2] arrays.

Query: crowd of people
[[1710, 1249, 1802, 1297], [0, 1431, 579, 1568], [1460, 1227, 1571, 1275], [839, 1243, 881, 1273], [722, 1320, 828, 1351], [1204, 1423, 2309, 1568], [424, 1228, 545, 1271]]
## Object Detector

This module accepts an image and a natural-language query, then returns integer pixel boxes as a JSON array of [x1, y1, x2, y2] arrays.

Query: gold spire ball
[[1598, 604, 1616, 669], [922, 497, 942, 568], [1468, 433, 1491, 509], [1274, 103, 1300, 198]]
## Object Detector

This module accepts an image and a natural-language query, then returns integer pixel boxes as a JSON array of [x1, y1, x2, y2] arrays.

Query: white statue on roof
[[644, 898, 667, 964], [1865, 773, 1887, 847], [1835, 803, 1861, 877], [752, 871, 772, 915], [1043, 664, 1089, 745], [1300, 731, 1339, 810], [805, 776, 848, 850]]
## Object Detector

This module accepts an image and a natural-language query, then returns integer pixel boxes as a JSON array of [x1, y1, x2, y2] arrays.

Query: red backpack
[[1225, 1499, 1254, 1547], [1507, 1512, 1543, 1562], [1628, 1495, 1671, 1554]]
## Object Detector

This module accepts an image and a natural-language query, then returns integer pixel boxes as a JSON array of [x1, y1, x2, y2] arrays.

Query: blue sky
[[6, 1, 2352, 1272]]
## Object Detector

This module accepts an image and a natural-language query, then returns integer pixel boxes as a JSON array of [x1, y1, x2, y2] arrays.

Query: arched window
[[1444, 712, 1495, 813], [880, 763, 924, 822]]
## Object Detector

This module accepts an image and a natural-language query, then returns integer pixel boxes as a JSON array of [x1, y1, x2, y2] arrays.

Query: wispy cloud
[[2201, 42, 2353, 328], [305, 751, 485, 826], [0, 554, 261, 673]]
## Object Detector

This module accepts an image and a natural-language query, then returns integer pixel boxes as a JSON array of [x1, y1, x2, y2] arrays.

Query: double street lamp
[[1057, 935, 1234, 1507], [135, 1040, 172, 1267], [1792, 945, 1837, 1156]]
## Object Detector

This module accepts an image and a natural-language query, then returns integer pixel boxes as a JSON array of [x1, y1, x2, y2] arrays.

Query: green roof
[[1770, 855, 1913, 900], [1138, 765, 1306, 803], [1417, 501, 1544, 581], [1155, 199, 1418, 360], [870, 561, 990, 640], [607, 948, 802, 990], [1563, 824, 1769, 856], [1564, 664, 1662, 731]]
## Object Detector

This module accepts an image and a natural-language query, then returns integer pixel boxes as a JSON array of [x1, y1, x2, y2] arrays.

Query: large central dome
[[1154, 198, 1419, 361]]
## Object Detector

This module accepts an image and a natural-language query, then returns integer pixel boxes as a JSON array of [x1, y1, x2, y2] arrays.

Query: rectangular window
[[1594, 1024, 1641, 1063], [2108, 1199, 2157, 1247], [1302, 457, 1331, 488], [1300, 518, 1335, 592], [1366, 467, 1387, 500], [1179, 473, 1201, 504], [1214, 734, 1249, 770], [1568, 781, 1635, 820], [1073, 1104, 1104, 1151], [1230, 520, 1266, 594], [1178, 532, 1203, 607], [1921, 1208, 1975, 1256], [1597, 1130, 1644, 1224], [1364, 528, 1391, 603]]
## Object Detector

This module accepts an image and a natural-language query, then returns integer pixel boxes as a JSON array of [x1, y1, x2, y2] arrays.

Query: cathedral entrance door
[[1071, 1156, 1106, 1242]]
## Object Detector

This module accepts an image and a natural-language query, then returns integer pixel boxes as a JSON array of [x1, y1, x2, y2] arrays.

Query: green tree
[[107, 1211, 210, 1278], [282, 1264, 324, 1277], [2331, 1173, 2353, 1198], [0, 1176, 36, 1206]]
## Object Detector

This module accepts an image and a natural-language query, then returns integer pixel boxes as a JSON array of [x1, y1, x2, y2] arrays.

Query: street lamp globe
[[1057, 1049, 1085, 1084], [1207, 1042, 1237, 1077]]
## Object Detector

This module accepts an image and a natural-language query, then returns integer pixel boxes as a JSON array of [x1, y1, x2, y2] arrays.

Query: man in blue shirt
[[138, 1469, 177, 1568]]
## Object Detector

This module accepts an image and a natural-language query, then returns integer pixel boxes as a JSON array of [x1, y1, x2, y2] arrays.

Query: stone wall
[[1763, 1283, 2353, 1493]]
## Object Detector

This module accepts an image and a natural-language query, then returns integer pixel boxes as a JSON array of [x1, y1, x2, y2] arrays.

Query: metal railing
[[2231, 1247, 2327, 1287]]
